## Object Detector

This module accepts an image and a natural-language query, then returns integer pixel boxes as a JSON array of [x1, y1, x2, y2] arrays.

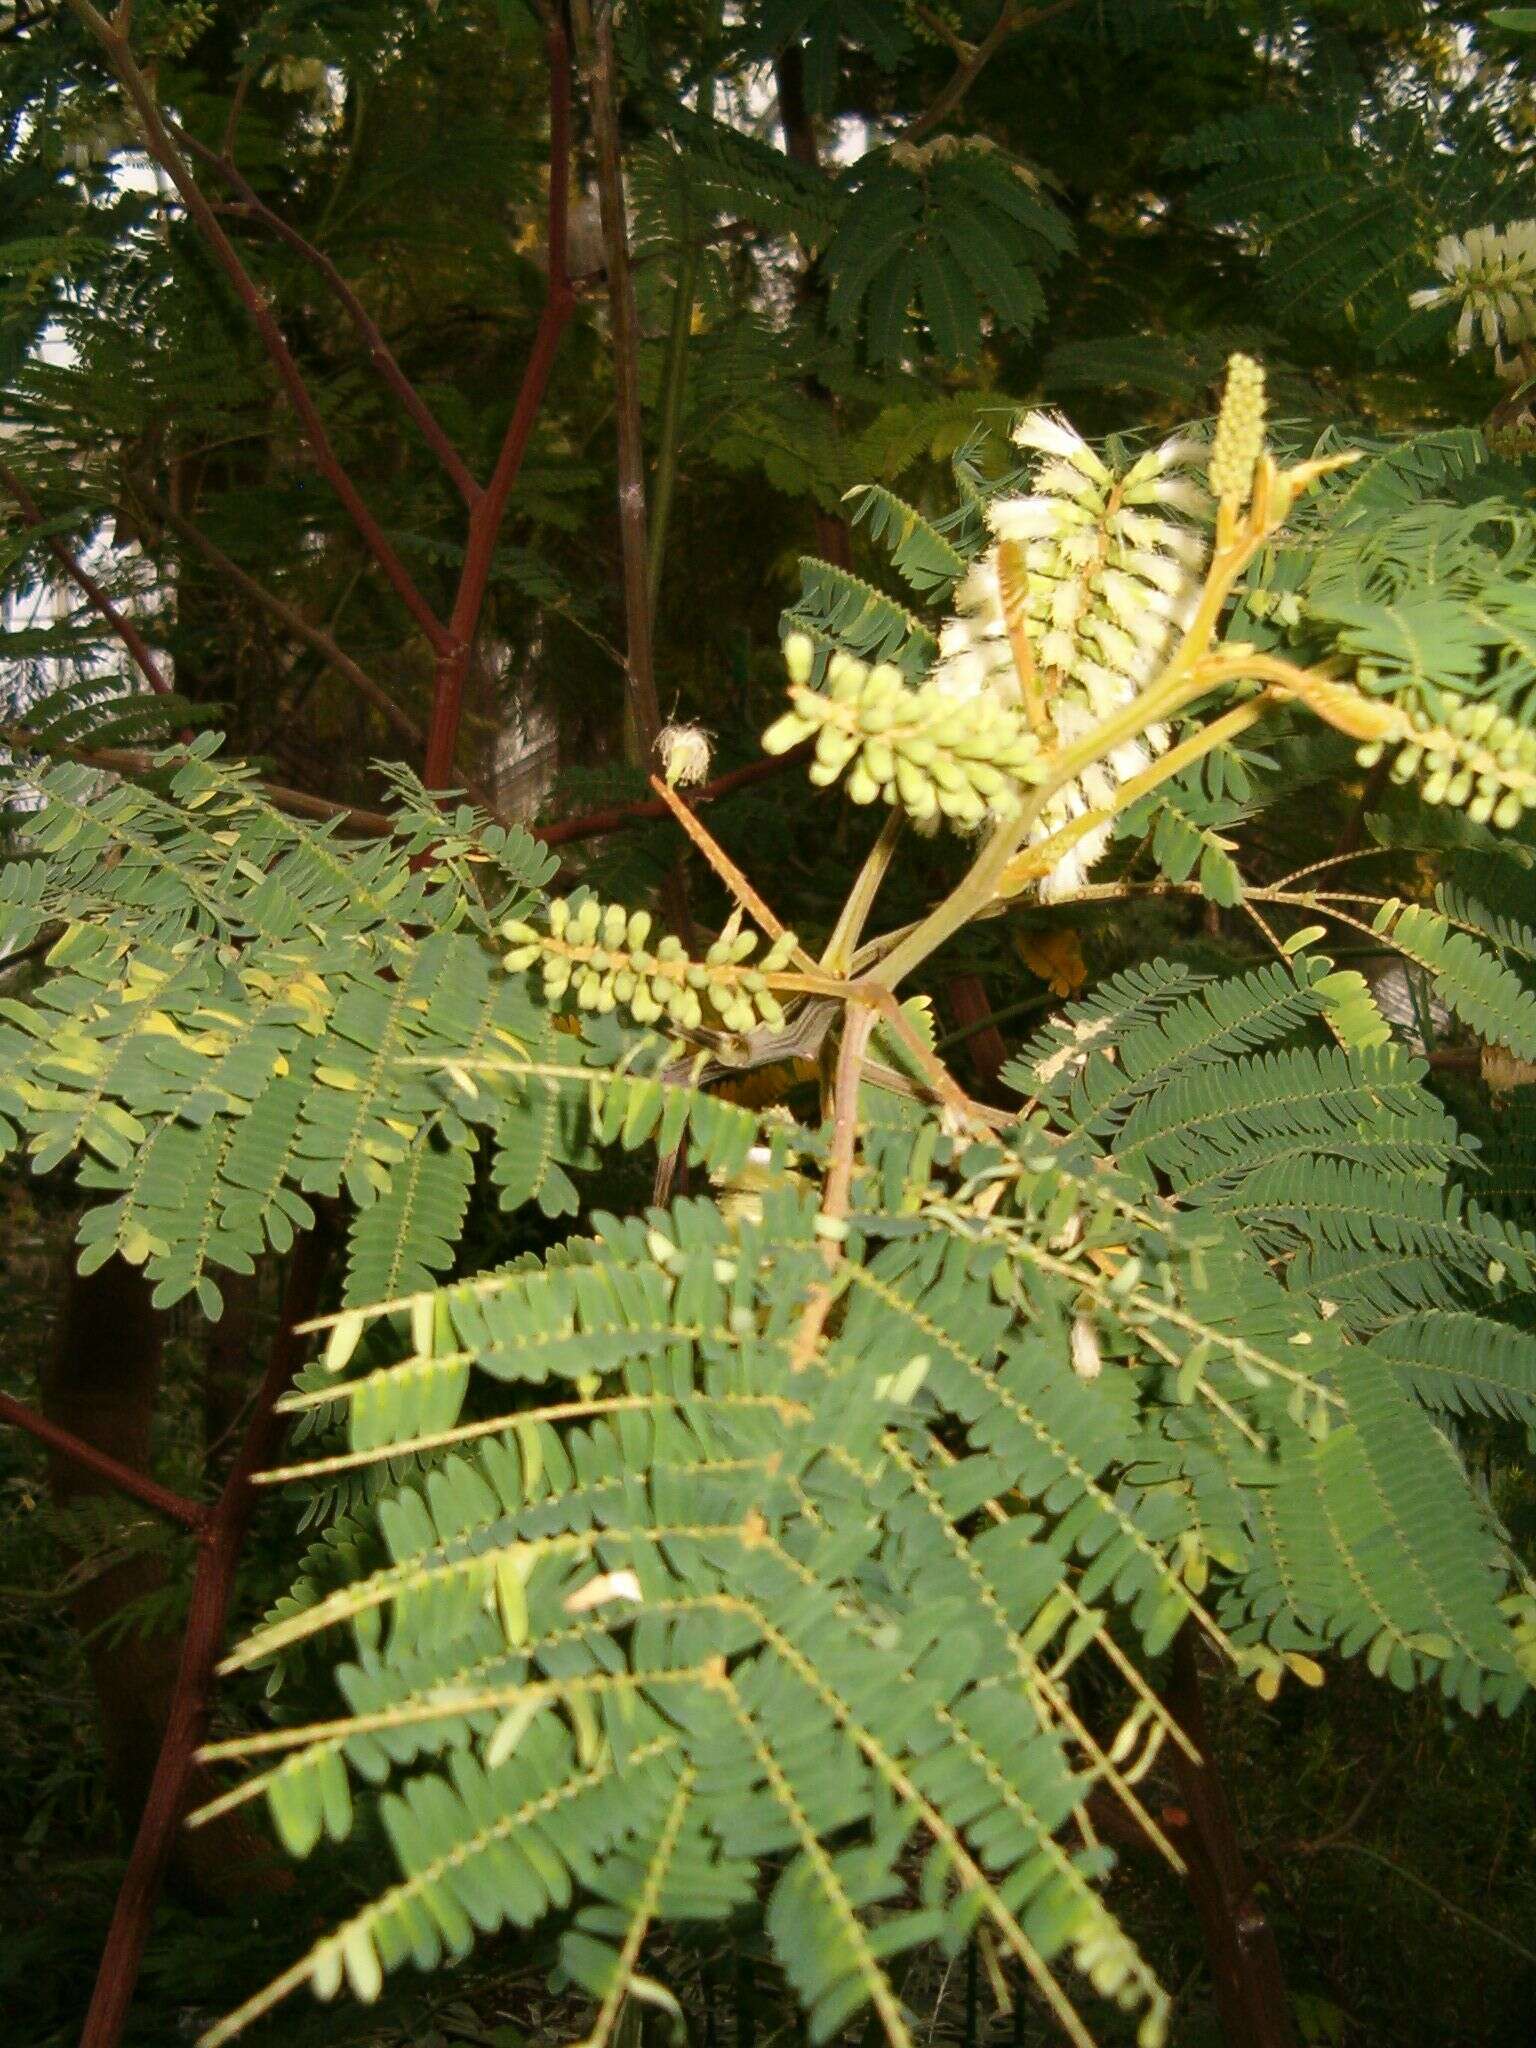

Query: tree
[[4, 6, 1536, 2048]]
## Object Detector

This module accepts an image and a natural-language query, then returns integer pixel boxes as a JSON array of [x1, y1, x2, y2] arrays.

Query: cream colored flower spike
[[928, 408, 1214, 898]]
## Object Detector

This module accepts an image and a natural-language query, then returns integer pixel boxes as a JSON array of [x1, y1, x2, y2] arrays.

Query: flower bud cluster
[[1357, 699, 1536, 829], [502, 898, 797, 1035], [1207, 354, 1267, 504], [761, 647, 1043, 827], [1410, 221, 1536, 370]]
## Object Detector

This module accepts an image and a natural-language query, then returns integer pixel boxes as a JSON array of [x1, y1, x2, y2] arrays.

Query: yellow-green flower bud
[[1208, 354, 1266, 503], [783, 630, 815, 686], [828, 652, 866, 701], [762, 710, 818, 754]]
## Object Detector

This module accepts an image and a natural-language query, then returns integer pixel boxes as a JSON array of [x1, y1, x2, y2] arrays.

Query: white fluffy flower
[[1011, 409, 1112, 483], [928, 407, 1214, 895], [657, 722, 713, 788], [1410, 220, 1536, 369]]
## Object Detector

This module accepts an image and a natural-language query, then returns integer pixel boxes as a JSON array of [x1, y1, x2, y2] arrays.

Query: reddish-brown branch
[[0, 463, 172, 696], [0, 1390, 204, 1529], [422, 20, 575, 789], [7, 712, 804, 852], [534, 740, 811, 846], [905, 0, 1086, 145], [171, 125, 482, 510], [940, 972, 1008, 1092], [66, 0, 449, 655], [2, 723, 395, 835], [1162, 1625, 1299, 2048], [78, 1231, 330, 2048]]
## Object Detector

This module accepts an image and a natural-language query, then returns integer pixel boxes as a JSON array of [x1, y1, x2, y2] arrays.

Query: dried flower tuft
[[658, 722, 714, 788]]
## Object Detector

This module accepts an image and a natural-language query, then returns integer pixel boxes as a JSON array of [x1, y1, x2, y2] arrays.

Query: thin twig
[[870, 988, 984, 1123], [0, 463, 172, 695], [1294, 1840, 1536, 1971], [174, 125, 481, 509], [65, 0, 449, 653], [536, 741, 810, 846], [126, 475, 426, 753], [791, 1006, 878, 1370], [3, 724, 395, 835], [647, 773, 818, 967], [905, 0, 1086, 145]]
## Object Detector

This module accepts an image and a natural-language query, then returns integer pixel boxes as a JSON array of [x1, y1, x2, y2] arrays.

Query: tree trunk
[[1163, 1625, 1299, 2048], [41, 1256, 283, 1907]]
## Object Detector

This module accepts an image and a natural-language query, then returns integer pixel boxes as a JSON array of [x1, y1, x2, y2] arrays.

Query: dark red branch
[[78, 1231, 330, 2048], [939, 973, 1008, 1092], [171, 125, 482, 511], [0, 1390, 204, 1529], [0, 463, 173, 696], [1161, 1625, 1299, 2048], [66, 1, 449, 654], [533, 740, 810, 846], [422, 18, 575, 790], [2, 723, 395, 836]]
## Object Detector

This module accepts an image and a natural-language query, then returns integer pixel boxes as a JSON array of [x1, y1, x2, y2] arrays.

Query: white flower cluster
[[1410, 222, 1536, 370], [657, 721, 713, 788], [929, 410, 1213, 898]]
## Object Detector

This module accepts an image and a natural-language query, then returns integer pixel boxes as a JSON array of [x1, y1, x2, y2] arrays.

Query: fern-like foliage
[[1170, 89, 1518, 361], [0, 739, 594, 1312], [11, 364, 1536, 2048], [2, 699, 1532, 2048], [825, 138, 1071, 365], [183, 1074, 1532, 2048]]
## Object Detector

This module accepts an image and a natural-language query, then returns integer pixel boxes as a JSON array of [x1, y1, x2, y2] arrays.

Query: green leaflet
[[845, 484, 966, 600], [782, 557, 938, 680], [201, 1111, 1529, 2046]]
